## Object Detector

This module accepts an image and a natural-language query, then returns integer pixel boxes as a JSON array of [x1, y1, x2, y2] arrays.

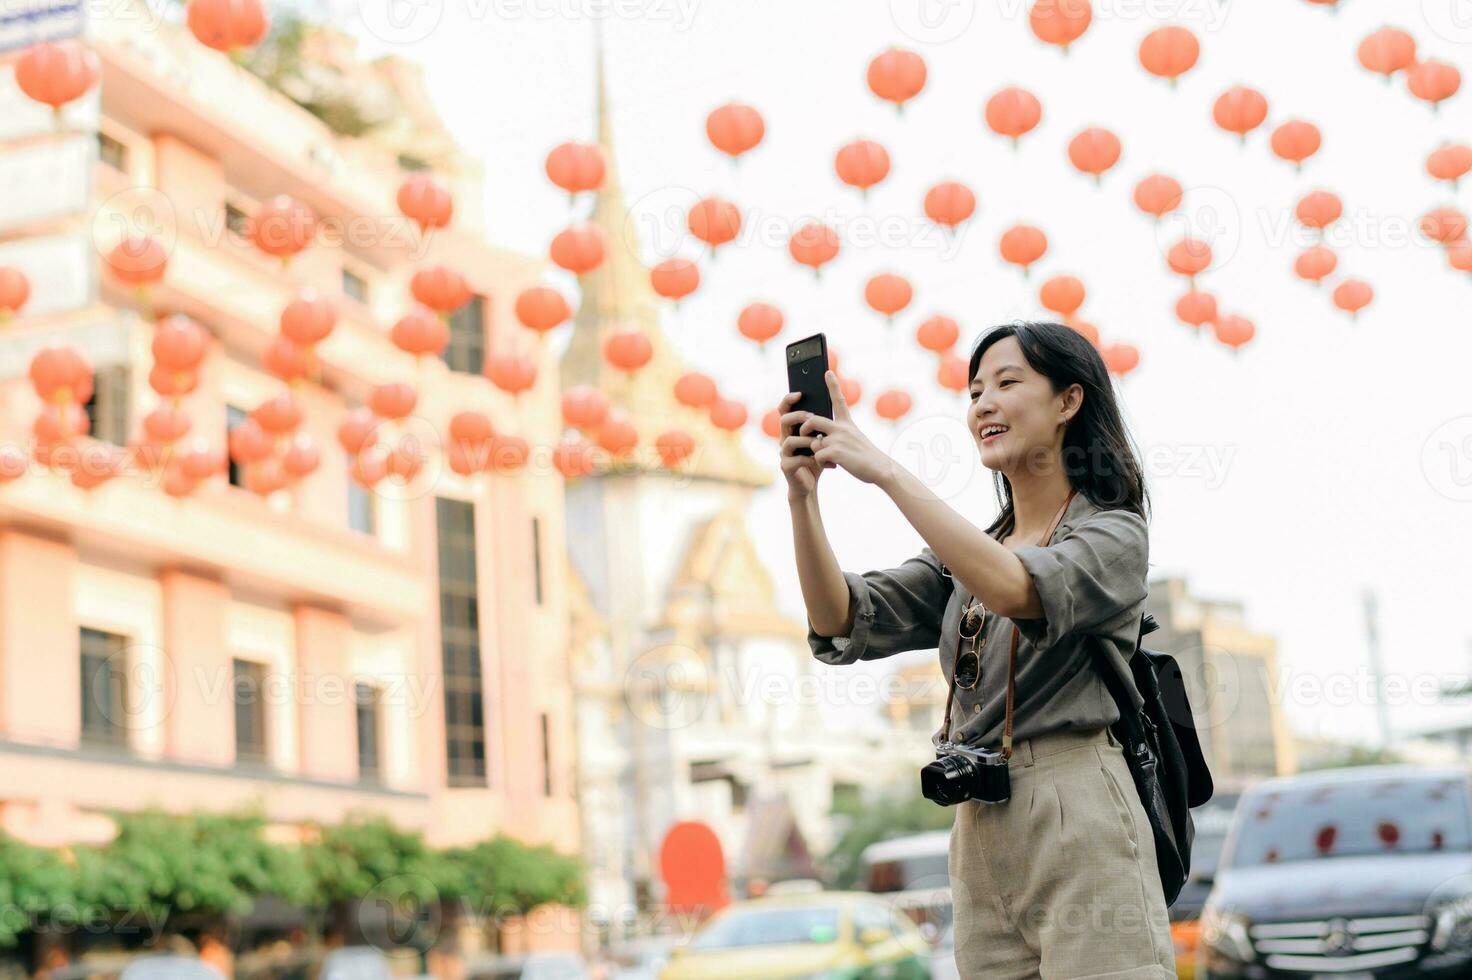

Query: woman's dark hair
[[968, 320, 1149, 538]]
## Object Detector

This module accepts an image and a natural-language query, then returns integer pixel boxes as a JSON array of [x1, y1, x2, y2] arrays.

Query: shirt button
[[973, 705, 980, 713]]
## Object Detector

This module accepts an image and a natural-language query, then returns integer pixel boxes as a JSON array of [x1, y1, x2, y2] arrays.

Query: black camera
[[920, 740, 1011, 806]]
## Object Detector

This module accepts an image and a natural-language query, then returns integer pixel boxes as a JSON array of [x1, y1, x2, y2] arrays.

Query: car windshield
[[689, 906, 840, 949], [1190, 793, 1240, 876], [1227, 776, 1471, 867]]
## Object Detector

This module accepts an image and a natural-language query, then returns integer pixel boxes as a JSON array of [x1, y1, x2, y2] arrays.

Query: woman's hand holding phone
[[780, 370, 893, 493]]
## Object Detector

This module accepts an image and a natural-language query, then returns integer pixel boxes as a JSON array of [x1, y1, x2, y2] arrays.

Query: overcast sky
[[341, 0, 1472, 748]]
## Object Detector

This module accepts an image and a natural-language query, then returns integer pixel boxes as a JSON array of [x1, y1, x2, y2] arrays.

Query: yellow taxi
[[658, 891, 933, 980]]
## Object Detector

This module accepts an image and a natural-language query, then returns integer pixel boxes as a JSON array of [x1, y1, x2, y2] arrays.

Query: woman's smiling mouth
[[980, 424, 1009, 444]]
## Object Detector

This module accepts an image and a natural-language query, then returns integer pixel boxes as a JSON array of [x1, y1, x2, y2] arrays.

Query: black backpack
[[1092, 613, 1215, 907]]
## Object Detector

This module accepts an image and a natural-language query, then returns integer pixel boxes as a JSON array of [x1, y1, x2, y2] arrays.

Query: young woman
[[780, 321, 1173, 979]]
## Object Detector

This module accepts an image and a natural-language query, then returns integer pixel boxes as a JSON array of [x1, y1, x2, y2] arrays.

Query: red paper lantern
[[252, 393, 302, 434], [1101, 343, 1140, 377], [1030, 0, 1092, 52], [550, 224, 608, 276], [674, 372, 719, 409], [153, 315, 209, 371], [280, 291, 337, 347], [1039, 276, 1086, 317], [1357, 27, 1416, 81], [29, 346, 92, 404], [391, 307, 451, 357], [867, 47, 926, 111], [545, 142, 606, 196], [835, 140, 890, 196], [1068, 128, 1122, 184], [484, 434, 529, 473], [924, 181, 976, 229], [1333, 279, 1374, 318], [875, 390, 913, 422], [149, 365, 199, 398], [0, 267, 31, 320], [687, 197, 742, 253], [107, 236, 168, 287], [1294, 246, 1337, 284], [709, 399, 748, 433], [595, 414, 639, 457], [553, 439, 599, 478], [656, 430, 696, 468], [761, 409, 782, 440], [281, 435, 321, 480], [936, 353, 971, 391], [603, 328, 653, 375], [486, 351, 538, 396], [1427, 144, 1472, 188], [1213, 86, 1269, 143], [1406, 60, 1461, 111], [263, 337, 311, 384], [789, 223, 840, 276], [338, 408, 378, 455], [1271, 120, 1322, 170], [350, 450, 389, 489], [999, 225, 1048, 275], [143, 406, 191, 444], [396, 173, 453, 232], [650, 259, 700, 303], [229, 418, 273, 464], [1138, 26, 1198, 84], [737, 303, 783, 347], [1213, 314, 1255, 352], [864, 273, 912, 322], [410, 265, 472, 315], [706, 103, 765, 159], [1166, 238, 1212, 279], [251, 196, 317, 261], [15, 40, 99, 109], [1296, 191, 1343, 232], [1421, 207, 1467, 244], [561, 386, 609, 431], [186, 0, 269, 53], [1175, 291, 1217, 329], [1133, 175, 1183, 220], [515, 286, 573, 336], [369, 383, 418, 420], [449, 411, 494, 449], [916, 315, 960, 355], [1067, 318, 1100, 346], [985, 87, 1042, 147]]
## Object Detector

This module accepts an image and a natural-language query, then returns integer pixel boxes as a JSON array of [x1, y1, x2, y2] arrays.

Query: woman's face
[[966, 336, 1078, 473]]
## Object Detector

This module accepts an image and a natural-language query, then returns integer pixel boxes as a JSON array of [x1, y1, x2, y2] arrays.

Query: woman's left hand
[[794, 371, 896, 486]]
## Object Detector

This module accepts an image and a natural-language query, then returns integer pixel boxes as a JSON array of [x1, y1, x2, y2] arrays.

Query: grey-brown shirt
[[807, 492, 1150, 750]]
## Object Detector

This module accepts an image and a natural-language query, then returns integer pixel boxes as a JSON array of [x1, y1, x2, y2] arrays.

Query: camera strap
[[939, 487, 1077, 758]]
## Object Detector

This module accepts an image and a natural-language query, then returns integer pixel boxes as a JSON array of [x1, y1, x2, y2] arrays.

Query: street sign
[[0, 0, 84, 54]]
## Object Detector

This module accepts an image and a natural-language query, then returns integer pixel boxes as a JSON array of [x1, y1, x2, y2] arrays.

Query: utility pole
[[1362, 589, 1393, 750]]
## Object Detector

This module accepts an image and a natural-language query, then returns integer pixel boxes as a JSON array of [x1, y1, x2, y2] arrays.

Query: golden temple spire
[[559, 24, 768, 488]]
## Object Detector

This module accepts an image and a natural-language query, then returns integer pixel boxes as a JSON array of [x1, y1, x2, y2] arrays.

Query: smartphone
[[785, 332, 832, 457]]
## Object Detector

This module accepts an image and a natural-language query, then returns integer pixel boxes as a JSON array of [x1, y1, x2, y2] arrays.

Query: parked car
[[467, 951, 591, 980], [657, 891, 931, 980], [1197, 765, 1472, 978], [602, 936, 677, 980], [1170, 788, 1247, 979]]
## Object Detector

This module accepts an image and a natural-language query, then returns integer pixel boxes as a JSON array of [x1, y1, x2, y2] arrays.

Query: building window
[[443, 294, 485, 374], [531, 518, 544, 605], [226, 405, 247, 488], [356, 683, 382, 783], [342, 267, 369, 304], [540, 712, 552, 797], [347, 454, 375, 534], [232, 658, 268, 765], [80, 627, 128, 747], [83, 365, 129, 447], [97, 132, 127, 172], [224, 202, 250, 241], [436, 497, 486, 786]]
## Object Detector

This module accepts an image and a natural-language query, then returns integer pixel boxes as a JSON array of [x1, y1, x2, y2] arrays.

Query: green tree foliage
[[824, 791, 953, 891], [72, 811, 315, 931], [0, 833, 77, 948], [444, 837, 587, 917]]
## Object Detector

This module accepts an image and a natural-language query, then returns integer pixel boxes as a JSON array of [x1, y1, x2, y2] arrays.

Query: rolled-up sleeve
[[806, 547, 948, 666], [1010, 508, 1149, 652]]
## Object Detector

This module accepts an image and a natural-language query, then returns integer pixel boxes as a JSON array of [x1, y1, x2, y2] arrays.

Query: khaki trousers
[[947, 725, 1177, 979]]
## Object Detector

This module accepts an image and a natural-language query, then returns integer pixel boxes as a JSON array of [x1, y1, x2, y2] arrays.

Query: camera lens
[[921, 754, 976, 806]]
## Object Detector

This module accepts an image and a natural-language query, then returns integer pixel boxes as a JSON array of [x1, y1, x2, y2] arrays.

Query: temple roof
[[559, 35, 769, 489]]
